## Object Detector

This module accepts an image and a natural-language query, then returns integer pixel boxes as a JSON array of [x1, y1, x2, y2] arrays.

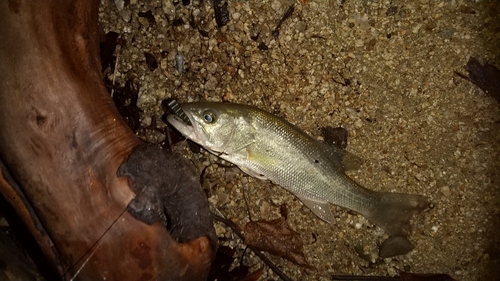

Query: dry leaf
[[241, 217, 311, 268], [456, 57, 500, 103]]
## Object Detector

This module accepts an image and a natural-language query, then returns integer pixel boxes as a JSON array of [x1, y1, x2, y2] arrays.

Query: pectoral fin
[[298, 196, 335, 223], [240, 166, 268, 180]]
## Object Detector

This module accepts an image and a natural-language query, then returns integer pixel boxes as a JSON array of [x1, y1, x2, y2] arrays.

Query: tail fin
[[365, 192, 431, 236]]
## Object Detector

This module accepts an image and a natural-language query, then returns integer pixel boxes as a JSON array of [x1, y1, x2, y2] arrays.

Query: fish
[[167, 102, 430, 236]]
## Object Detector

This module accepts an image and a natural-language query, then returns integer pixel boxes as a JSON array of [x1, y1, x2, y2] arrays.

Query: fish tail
[[365, 192, 430, 236]]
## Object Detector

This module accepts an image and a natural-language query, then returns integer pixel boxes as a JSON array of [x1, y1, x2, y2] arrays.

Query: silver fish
[[167, 102, 430, 236]]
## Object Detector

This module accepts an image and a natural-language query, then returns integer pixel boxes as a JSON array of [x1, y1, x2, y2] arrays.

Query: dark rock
[[379, 235, 414, 258]]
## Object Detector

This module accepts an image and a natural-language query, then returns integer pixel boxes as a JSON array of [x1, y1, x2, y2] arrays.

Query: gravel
[[99, 0, 500, 280]]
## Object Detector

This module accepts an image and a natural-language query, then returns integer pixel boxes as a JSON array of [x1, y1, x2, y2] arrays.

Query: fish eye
[[202, 110, 216, 123]]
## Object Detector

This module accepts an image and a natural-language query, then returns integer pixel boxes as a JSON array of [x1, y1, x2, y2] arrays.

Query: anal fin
[[298, 196, 335, 223]]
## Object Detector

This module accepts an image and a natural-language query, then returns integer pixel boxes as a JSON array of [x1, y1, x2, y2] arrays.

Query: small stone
[[386, 6, 398, 16], [208, 38, 218, 51], [161, 0, 175, 18], [114, 0, 125, 11], [379, 236, 414, 258], [207, 62, 218, 74], [354, 244, 371, 262], [441, 185, 452, 196], [116, 9, 132, 22], [242, 2, 251, 12], [232, 12, 241, 20], [138, 16, 150, 28], [354, 119, 363, 128], [412, 24, 422, 34], [271, 0, 281, 12], [204, 75, 218, 91], [160, 58, 168, 70], [141, 116, 152, 127]]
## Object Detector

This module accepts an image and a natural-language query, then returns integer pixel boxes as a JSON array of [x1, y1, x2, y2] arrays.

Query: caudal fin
[[365, 192, 431, 236]]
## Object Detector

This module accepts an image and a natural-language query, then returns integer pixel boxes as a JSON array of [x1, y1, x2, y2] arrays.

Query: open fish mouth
[[166, 101, 211, 146], [166, 110, 195, 139], [168, 113, 192, 129]]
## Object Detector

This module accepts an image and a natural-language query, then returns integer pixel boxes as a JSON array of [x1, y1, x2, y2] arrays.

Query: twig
[[110, 46, 120, 98], [331, 276, 398, 281], [242, 185, 253, 222], [211, 213, 292, 281], [272, 4, 295, 38]]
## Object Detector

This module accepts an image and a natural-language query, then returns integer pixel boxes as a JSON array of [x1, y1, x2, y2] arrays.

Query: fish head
[[167, 102, 253, 154]]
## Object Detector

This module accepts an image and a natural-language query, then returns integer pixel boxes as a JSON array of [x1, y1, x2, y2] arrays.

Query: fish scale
[[243, 108, 376, 213], [167, 102, 430, 236]]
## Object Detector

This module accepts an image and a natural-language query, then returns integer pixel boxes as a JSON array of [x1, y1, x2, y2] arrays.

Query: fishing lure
[[163, 98, 192, 125]]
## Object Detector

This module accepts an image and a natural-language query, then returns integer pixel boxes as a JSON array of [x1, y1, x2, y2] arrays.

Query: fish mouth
[[166, 106, 209, 145], [166, 110, 195, 138]]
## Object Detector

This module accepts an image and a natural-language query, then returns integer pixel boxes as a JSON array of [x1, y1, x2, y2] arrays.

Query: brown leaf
[[144, 52, 158, 71], [107, 78, 142, 132], [456, 57, 500, 103], [213, 0, 230, 28], [321, 126, 348, 150], [241, 217, 311, 268]]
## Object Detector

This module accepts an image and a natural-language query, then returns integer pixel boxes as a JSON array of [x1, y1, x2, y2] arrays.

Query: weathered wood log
[[0, 1, 216, 280]]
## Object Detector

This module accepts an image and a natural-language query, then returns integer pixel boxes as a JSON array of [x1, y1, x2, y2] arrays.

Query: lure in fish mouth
[[167, 101, 430, 237], [167, 109, 218, 155]]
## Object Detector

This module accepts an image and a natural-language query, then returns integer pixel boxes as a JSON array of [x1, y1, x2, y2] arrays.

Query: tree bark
[[0, 1, 215, 280]]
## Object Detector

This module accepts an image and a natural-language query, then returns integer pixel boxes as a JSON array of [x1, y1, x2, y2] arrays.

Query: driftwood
[[0, 1, 215, 280]]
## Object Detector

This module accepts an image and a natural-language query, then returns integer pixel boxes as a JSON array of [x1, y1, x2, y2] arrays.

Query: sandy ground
[[99, 1, 499, 280]]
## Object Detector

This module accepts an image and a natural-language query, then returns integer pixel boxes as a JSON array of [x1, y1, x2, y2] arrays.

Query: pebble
[[232, 12, 241, 20], [354, 119, 363, 128], [161, 0, 175, 18], [204, 75, 218, 91], [379, 236, 414, 258], [441, 185, 452, 196], [115, 7, 131, 22], [412, 23, 422, 34]]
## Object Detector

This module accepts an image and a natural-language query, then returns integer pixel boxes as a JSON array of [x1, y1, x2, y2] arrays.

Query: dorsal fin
[[317, 140, 364, 171], [319, 126, 364, 171]]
